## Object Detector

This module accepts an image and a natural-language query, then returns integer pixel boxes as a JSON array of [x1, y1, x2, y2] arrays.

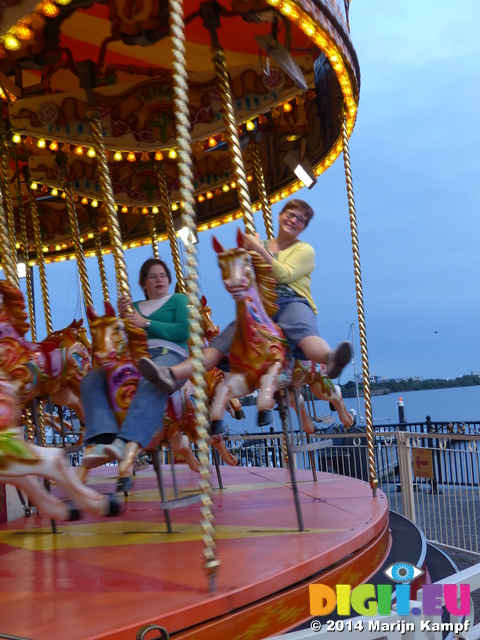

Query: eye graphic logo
[[384, 562, 424, 583]]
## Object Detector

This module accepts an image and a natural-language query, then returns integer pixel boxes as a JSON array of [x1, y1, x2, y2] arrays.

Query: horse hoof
[[211, 419, 224, 436], [106, 494, 121, 517], [235, 410, 246, 420], [117, 477, 133, 493], [65, 502, 82, 521], [257, 410, 272, 427]]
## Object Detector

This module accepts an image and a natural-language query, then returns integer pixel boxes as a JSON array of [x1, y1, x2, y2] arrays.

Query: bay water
[[224, 385, 480, 435]]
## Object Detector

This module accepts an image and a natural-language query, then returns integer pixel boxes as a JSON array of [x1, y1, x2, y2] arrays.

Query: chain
[[146, 214, 160, 261]]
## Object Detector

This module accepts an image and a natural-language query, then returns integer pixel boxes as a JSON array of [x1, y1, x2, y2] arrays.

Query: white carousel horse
[[0, 281, 118, 520]]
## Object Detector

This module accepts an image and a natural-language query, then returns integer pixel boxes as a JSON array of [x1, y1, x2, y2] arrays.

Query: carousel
[[0, 0, 391, 638]]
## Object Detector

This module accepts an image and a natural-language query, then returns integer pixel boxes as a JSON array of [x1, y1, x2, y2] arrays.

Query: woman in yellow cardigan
[[139, 199, 351, 392]]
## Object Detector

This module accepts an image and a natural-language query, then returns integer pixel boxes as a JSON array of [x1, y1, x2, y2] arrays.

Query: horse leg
[[50, 388, 85, 424], [211, 374, 248, 422], [169, 433, 200, 472], [2, 445, 118, 517], [210, 438, 238, 466], [0, 475, 78, 521], [257, 362, 282, 411], [287, 389, 315, 435], [310, 379, 354, 429]]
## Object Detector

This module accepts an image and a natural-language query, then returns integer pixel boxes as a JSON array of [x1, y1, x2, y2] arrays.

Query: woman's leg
[[81, 368, 119, 444], [116, 351, 186, 448], [138, 322, 235, 392], [274, 298, 351, 378]]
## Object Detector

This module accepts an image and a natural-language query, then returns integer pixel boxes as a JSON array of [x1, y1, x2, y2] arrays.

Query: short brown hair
[[139, 259, 172, 298], [281, 199, 314, 227]]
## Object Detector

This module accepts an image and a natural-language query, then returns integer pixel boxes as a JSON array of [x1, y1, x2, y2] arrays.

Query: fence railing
[[219, 425, 480, 556]]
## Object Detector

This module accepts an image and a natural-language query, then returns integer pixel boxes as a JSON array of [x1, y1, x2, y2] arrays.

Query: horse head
[[87, 302, 149, 370], [213, 233, 255, 302], [199, 295, 220, 342], [88, 302, 130, 370]]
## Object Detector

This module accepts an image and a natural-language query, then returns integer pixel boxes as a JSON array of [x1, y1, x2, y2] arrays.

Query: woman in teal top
[[81, 259, 189, 488]]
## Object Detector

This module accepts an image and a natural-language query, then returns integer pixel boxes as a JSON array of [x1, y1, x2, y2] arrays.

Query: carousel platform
[[0, 465, 390, 640]]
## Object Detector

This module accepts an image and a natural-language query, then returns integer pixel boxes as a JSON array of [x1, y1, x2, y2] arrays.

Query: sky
[[20, 0, 480, 382]]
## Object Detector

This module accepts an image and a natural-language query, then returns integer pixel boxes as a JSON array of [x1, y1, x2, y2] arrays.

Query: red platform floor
[[0, 465, 390, 640]]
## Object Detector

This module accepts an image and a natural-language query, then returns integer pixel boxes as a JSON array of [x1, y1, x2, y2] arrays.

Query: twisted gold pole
[[29, 191, 53, 335], [341, 110, 378, 493], [88, 110, 131, 302], [212, 47, 256, 236], [24, 406, 36, 444], [0, 190, 18, 287], [16, 188, 35, 338], [249, 139, 274, 240], [170, 0, 219, 590], [94, 232, 110, 302], [0, 144, 19, 287], [146, 214, 160, 261], [157, 164, 185, 293], [63, 181, 94, 311]]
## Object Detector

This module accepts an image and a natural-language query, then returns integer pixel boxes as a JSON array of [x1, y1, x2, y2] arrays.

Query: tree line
[[340, 375, 480, 396]]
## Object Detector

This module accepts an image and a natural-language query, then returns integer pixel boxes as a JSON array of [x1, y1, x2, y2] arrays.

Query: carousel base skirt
[[0, 465, 390, 640]]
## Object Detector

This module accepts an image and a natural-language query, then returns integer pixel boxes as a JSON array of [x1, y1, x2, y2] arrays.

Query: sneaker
[[138, 357, 176, 394], [104, 438, 126, 461], [325, 341, 352, 379], [82, 444, 113, 468]]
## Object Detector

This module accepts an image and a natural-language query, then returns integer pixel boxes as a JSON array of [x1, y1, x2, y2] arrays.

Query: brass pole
[[62, 180, 94, 311], [88, 110, 131, 303], [146, 214, 160, 261], [29, 190, 53, 335], [212, 47, 256, 236], [0, 142, 19, 287], [170, 0, 219, 589], [341, 110, 378, 493], [18, 187, 47, 446], [157, 164, 185, 294], [94, 232, 110, 302], [249, 139, 274, 240]]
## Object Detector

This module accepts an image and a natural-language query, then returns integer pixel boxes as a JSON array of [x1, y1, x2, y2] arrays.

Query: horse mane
[[248, 252, 279, 318], [0, 280, 30, 336], [123, 319, 150, 363]]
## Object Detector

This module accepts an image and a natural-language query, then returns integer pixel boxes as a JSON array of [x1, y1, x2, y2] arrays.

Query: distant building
[[471, 370, 480, 376]]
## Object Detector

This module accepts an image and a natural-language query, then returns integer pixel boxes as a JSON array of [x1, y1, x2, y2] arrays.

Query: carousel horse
[[210, 232, 355, 432], [78, 299, 237, 486], [0, 281, 118, 520]]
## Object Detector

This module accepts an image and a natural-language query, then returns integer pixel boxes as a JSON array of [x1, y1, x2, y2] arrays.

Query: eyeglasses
[[283, 210, 308, 226]]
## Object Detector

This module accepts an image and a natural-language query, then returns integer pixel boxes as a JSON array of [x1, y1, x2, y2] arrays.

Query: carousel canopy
[[0, 0, 359, 263]]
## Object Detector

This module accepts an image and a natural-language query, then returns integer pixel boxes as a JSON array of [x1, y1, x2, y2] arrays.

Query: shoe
[[104, 438, 126, 461], [325, 341, 352, 379], [138, 357, 176, 394], [82, 444, 113, 468]]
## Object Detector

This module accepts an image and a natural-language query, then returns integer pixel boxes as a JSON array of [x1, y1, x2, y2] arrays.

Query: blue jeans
[[81, 348, 186, 449]]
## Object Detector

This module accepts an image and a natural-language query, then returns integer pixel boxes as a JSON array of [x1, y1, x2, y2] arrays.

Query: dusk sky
[[22, 0, 480, 382]]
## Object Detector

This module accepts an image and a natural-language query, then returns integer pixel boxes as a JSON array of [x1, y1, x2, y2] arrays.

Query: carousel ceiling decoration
[[0, 0, 359, 263]]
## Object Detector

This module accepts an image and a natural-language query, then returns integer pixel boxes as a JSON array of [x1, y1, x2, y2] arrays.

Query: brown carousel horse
[[0, 280, 118, 520], [78, 298, 238, 487], [210, 232, 355, 431]]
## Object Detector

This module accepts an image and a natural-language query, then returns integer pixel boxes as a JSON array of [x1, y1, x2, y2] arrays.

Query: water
[[224, 385, 480, 435]]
